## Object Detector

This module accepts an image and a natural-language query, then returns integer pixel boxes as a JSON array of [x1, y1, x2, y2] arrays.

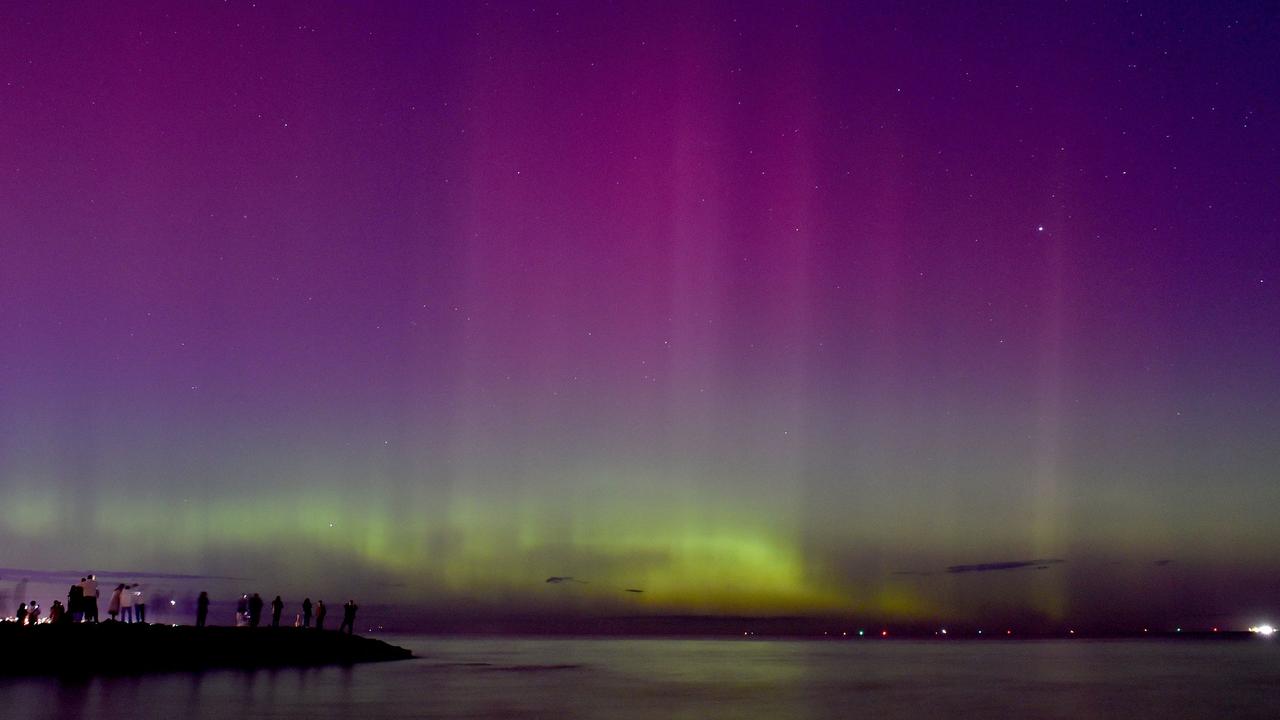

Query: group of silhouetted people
[[11, 574, 150, 626], [67, 575, 101, 622], [214, 592, 358, 633], [10, 577, 361, 636], [14, 601, 53, 625], [106, 583, 147, 623]]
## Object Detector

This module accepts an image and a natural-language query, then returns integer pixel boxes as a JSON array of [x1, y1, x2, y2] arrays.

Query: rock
[[0, 622, 412, 675]]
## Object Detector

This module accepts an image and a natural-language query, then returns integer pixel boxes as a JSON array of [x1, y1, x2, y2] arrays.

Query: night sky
[[2, 1, 1278, 630]]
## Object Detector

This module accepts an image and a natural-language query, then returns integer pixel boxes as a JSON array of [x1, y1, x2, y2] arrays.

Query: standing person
[[68, 581, 84, 623], [49, 600, 65, 624], [235, 594, 248, 626], [314, 600, 327, 630], [108, 585, 123, 621], [301, 598, 313, 628], [337, 600, 358, 635], [270, 596, 284, 628], [27, 601, 41, 625], [120, 583, 134, 623], [248, 593, 264, 627], [16, 603, 27, 626], [82, 575, 100, 623], [196, 592, 210, 628], [133, 585, 147, 624]]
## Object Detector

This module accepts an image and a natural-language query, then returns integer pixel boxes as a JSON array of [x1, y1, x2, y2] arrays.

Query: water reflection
[[0, 639, 1278, 719]]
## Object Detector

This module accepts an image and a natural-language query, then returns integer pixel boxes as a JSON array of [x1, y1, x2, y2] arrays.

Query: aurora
[[2, 0, 1278, 633]]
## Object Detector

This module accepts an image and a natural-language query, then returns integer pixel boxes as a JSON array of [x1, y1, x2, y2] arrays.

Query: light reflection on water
[[2, 637, 1279, 719]]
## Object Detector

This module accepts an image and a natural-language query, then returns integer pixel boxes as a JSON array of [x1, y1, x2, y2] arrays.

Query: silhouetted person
[[270, 596, 284, 627], [301, 598, 313, 628], [108, 585, 124, 621], [16, 603, 27, 626], [120, 583, 134, 623], [68, 581, 84, 622], [196, 592, 210, 627], [133, 585, 147, 624], [49, 600, 65, 624], [248, 593, 264, 627], [236, 594, 248, 626], [82, 575, 99, 622], [315, 600, 327, 630], [338, 600, 358, 635], [26, 601, 40, 625]]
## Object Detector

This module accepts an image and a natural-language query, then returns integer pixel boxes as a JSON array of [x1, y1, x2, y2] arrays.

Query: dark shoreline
[[0, 622, 413, 676], [366, 613, 1271, 640]]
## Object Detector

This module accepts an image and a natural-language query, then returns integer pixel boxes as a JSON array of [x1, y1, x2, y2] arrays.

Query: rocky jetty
[[0, 622, 412, 675]]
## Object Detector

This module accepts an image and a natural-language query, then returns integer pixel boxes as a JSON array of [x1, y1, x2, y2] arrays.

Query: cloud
[[945, 559, 1065, 574], [545, 577, 644, 594]]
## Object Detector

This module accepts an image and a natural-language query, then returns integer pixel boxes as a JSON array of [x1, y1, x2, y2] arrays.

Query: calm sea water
[[2, 637, 1278, 719]]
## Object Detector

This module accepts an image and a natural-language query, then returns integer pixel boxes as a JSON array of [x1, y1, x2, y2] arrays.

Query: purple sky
[[2, 1, 1279, 630]]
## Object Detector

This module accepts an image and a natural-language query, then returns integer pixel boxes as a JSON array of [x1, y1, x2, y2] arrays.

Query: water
[[2, 637, 1278, 719]]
